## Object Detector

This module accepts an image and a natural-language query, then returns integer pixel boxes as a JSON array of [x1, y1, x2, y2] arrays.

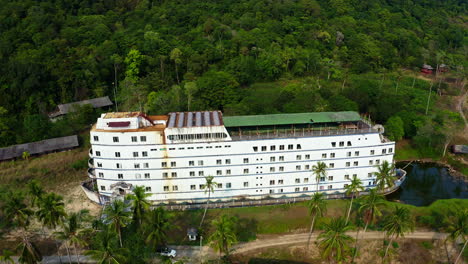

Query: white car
[[157, 247, 177, 258]]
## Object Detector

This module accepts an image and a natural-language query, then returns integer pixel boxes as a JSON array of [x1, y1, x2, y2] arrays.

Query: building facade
[[88, 111, 395, 204]]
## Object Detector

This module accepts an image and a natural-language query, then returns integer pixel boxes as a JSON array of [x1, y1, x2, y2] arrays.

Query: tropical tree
[[143, 207, 172, 251], [126, 186, 151, 227], [344, 175, 364, 224], [318, 217, 354, 263], [199, 175, 217, 228], [447, 209, 468, 264], [17, 237, 42, 264], [103, 200, 131, 247], [1, 191, 33, 229], [306, 192, 327, 249], [55, 210, 90, 264], [312, 162, 327, 192], [0, 249, 14, 264], [374, 161, 395, 191], [27, 180, 45, 208], [209, 214, 237, 257], [382, 206, 414, 262], [36, 192, 67, 230], [85, 227, 128, 264]]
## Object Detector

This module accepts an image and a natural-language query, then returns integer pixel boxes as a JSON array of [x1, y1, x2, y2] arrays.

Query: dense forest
[[0, 0, 466, 151]]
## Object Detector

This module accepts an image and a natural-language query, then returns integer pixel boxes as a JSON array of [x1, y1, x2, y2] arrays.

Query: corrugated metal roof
[[0, 135, 79, 161], [223, 111, 361, 127], [49, 96, 113, 118], [167, 111, 223, 128]]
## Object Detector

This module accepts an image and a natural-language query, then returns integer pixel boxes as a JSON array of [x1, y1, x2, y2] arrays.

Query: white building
[[87, 111, 395, 204]]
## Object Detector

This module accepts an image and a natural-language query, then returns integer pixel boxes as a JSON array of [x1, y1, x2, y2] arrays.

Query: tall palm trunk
[[455, 239, 467, 264], [64, 242, 72, 264], [117, 225, 123, 247], [200, 190, 211, 228], [74, 246, 81, 264], [306, 214, 317, 249], [383, 237, 393, 263], [352, 226, 361, 263], [346, 194, 354, 224]]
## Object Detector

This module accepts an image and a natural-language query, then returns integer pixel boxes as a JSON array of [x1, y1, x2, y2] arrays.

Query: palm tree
[[16, 236, 42, 264], [103, 199, 131, 247], [125, 186, 151, 227], [199, 175, 217, 228], [312, 162, 327, 192], [85, 226, 128, 264], [0, 249, 14, 264], [318, 217, 354, 263], [382, 206, 414, 262], [447, 209, 468, 264], [36, 192, 67, 230], [375, 160, 395, 191], [143, 207, 171, 250], [344, 175, 364, 224], [55, 210, 90, 264], [1, 191, 33, 229], [27, 180, 44, 208], [209, 215, 237, 257], [306, 193, 327, 249]]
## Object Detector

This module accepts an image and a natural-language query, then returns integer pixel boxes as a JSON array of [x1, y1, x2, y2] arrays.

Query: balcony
[[89, 148, 93, 158], [88, 158, 94, 168], [87, 168, 96, 178]]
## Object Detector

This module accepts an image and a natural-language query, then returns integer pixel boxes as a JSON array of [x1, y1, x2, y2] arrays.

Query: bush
[[71, 157, 88, 170], [421, 241, 434, 250], [392, 241, 399, 249]]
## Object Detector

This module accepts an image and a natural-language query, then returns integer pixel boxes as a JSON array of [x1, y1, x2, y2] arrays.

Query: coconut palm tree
[[375, 161, 395, 191], [103, 199, 131, 247], [344, 175, 364, 224], [36, 192, 67, 230], [125, 186, 151, 227], [306, 192, 327, 249], [318, 217, 354, 263], [85, 226, 128, 264], [143, 207, 172, 251], [199, 175, 217, 228], [55, 210, 90, 264], [209, 214, 237, 257], [27, 180, 45, 208], [447, 209, 468, 264], [17, 236, 42, 264], [1, 191, 33, 229], [312, 162, 327, 192], [382, 206, 414, 262]]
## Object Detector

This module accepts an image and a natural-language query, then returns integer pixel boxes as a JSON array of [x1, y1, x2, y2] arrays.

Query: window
[[190, 171, 195, 176], [344, 184, 349, 188], [100, 186, 106, 191], [226, 169, 231, 175], [140, 136, 146, 142], [171, 172, 177, 178], [270, 167, 275, 172], [243, 169, 249, 174], [97, 162, 102, 168], [331, 142, 336, 147], [161, 162, 167, 168], [198, 160, 204, 166], [369, 160, 374, 165], [172, 186, 178, 191], [288, 144, 293, 150], [113, 137, 119, 143], [217, 170, 222, 176], [303, 187, 308, 191], [305, 165, 310, 170], [376, 159, 380, 165], [328, 176, 334, 181], [115, 152, 120, 157], [296, 165, 301, 170], [143, 163, 148, 168], [198, 171, 204, 176], [320, 177, 325, 182], [382, 149, 387, 154], [270, 180, 275, 185], [297, 144, 302, 149], [346, 162, 350, 167], [279, 189, 283, 193], [191, 185, 196, 190], [347, 152, 351, 157], [305, 154, 310, 159], [164, 186, 169, 191], [339, 142, 344, 147], [389, 148, 393, 153], [320, 186, 324, 190], [163, 172, 168, 178], [96, 151, 101, 157], [144, 173, 150, 179], [304, 178, 309, 183], [329, 163, 335, 168], [116, 163, 122, 169], [269, 189, 275, 194], [270, 157, 276, 162], [270, 145, 276, 151], [133, 152, 139, 157], [217, 183, 222, 188], [279, 166, 284, 172], [134, 163, 140, 169], [295, 187, 300, 192], [199, 184, 205, 189], [131, 136, 137, 142], [189, 161, 195, 166], [226, 183, 232, 188], [368, 173, 373, 178], [279, 156, 284, 161], [295, 178, 300, 183], [118, 173, 123, 179], [253, 146, 258, 152], [93, 136, 99, 141], [296, 155, 302, 160], [243, 158, 249, 164], [330, 153, 335, 158], [345, 174, 350, 180], [98, 172, 104, 177], [370, 150, 375, 155], [353, 174, 357, 178], [145, 187, 151, 192], [142, 151, 148, 157], [347, 141, 352, 146], [171, 161, 176, 167], [355, 151, 360, 156], [225, 159, 231, 164], [261, 146, 267, 151], [244, 182, 249, 187], [354, 161, 359, 166], [328, 185, 333, 190], [216, 159, 222, 165]]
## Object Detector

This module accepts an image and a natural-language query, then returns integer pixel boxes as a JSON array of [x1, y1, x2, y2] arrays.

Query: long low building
[[87, 111, 397, 204], [0, 135, 79, 161]]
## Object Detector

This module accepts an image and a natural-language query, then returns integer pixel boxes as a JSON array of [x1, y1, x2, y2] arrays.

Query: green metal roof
[[223, 111, 361, 127]]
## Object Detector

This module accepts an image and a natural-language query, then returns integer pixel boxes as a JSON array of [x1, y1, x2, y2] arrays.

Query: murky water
[[387, 163, 468, 206]]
